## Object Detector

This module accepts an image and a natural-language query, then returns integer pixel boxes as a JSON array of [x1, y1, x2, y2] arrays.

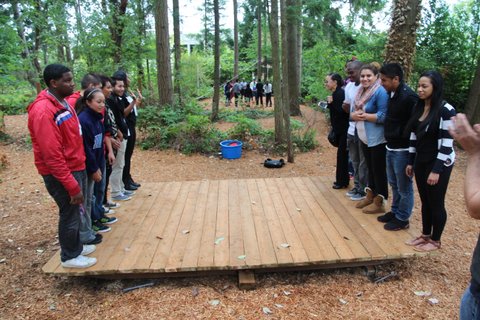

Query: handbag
[[328, 128, 339, 147], [264, 158, 285, 168]]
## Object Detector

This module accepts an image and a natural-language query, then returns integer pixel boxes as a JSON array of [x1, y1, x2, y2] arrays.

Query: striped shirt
[[408, 102, 456, 173]]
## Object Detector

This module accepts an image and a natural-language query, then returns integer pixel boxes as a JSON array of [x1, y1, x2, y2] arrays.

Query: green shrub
[[227, 115, 263, 141], [293, 128, 318, 152]]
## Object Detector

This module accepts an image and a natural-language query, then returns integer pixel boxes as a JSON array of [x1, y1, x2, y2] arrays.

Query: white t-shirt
[[344, 82, 361, 136], [264, 83, 272, 94]]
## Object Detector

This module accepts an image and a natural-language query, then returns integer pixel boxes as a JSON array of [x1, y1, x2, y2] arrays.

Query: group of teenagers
[[325, 61, 456, 253], [327, 60, 480, 318], [28, 63, 142, 269], [224, 78, 273, 108]]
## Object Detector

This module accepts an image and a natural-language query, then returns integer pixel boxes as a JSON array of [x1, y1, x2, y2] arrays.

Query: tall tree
[[280, 0, 294, 162], [286, 0, 301, 116], [256, 0, 262, 80], [154, 0, 173, 106], [233, 0, 239, 79], [466, 59, 480, 124], [109, 0, 128, 66], [173, 0, 182, 104], [268, 0, 285, 143], [211, 0, 221, 121], [384, 0, 422, 81]]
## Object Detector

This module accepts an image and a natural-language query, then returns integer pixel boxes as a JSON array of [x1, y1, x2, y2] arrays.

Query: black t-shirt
[[106, 94, 129, 137]]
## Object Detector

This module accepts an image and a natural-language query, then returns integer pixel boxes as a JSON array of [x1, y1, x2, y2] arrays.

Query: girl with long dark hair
[[325, 73, 349, 188], [405, 71, 456, 252]]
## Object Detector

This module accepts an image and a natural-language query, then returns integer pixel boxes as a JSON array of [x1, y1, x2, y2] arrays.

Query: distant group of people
[[325, 61, 456, 253], [224, 78, 273, 108], [28, 64, 142, 268]]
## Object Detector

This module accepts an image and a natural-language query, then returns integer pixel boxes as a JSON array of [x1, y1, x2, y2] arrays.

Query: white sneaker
[[81, 244, 96, 256], [61, 255, 97, 268]]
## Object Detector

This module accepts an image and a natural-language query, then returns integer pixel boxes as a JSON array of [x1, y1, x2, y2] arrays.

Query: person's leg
[[123, 125, 135, 187], [103, 161, 112, 204], [427, 164, 453, 241], [460, 285, 480, 320], [386, 150, 399, 214], [78, 170, 95, 244], [110, 139, 127, 197], [370, 143, 388, 199], [361, 142, 375, 192], [393, 150, 414, 221], [93, 162, 106, 221], [414, 162, 433, 237], [357, 138, 369, 192], [42, 173, 83, 262], [347, 134, 360, 192], [335, 132, 349, 186]]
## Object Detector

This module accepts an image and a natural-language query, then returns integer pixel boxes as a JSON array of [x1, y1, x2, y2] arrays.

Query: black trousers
[[361, 142, 388, 199], [335, 131, 349, 186], [266, 93, 272, 107], [255, 93, 263, 105], [414, 160, 453, 241], [123, 124, 136, 185], [104, 161, 112, 204]]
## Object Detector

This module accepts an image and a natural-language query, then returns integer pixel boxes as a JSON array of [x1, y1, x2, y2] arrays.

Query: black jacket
[[384, 82, 418, 149], [106, 94, 129, 137], [328, 87, 348, 134]]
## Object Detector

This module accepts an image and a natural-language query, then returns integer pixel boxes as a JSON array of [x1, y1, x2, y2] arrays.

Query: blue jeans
[[92, 162, 107, 221], [347, 134, 368, 192], [461, 285, 480, 320], [386, 150, 413, 221]]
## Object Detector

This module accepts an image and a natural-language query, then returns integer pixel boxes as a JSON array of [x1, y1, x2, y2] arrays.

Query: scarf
[[354, 78, 381, 111]]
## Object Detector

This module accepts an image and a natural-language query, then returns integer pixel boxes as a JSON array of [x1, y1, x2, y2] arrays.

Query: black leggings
[[335, 131, 349, 186], [361, 142, 388, 199], [414, 161, 453, 241], [123, 124, 136, 185]]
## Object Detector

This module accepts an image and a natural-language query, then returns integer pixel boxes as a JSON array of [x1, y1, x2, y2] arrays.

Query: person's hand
[[117, 131, 124, 142], [108, 151, 115, 165], [427, 172, 439, 185], [70, 191, 84, 205], [326, 96, 333, 104], [92, 169, 102, 183], [449, 113, 480, 155], [351, 110, 366, 121], [406, 165, 414, 178], [136, 89, 143, 106], [111, 137, 121, 150]]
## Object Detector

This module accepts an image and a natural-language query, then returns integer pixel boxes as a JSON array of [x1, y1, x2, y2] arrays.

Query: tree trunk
[[173, 0, 182, 105], [109, 0, 129, 67], [135, 0, 146, 92], [257, 0, 262, 81], [286, 0, 301, 116], [297, 4, 302, 104], [384, 0, 422, 81], [233, 0, 239, 79], [269, 0, 285, 143], [465, 59, 480, 124], [154, 0, 173, 107], [12, 0, 42, 93], [211, 0, 221, 121], [280, 0, 294, 162]]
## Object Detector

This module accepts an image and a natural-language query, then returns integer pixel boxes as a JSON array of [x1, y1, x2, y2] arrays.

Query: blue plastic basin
[[220, 140, 243, 159]]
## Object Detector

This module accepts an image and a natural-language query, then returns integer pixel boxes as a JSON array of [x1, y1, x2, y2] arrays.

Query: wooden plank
[[117, 181, 174, 272], [228, 180, 246, 269], [180, 180, 210, 271], [42, 251, 61, 274], [197, 180, 219, 269], [286, 177, 340, 262], [273, 178, 324, 263], [214, 180, 230, 268], [312, 176, 387, 259], [245, 179, 278, 267], [255, 179, 294, 266], [130, 181, 183, 272], [237, 179, 262, 267], [149, 182, 192, 271], [238, 270, 256, 290], [264, 178, 309, 264], [164, 181, 202, 272]]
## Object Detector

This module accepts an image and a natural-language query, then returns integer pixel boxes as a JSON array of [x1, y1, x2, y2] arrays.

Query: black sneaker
[[99, 216, 118, 225], [93, 220, 111, 233], [377, 211, 394, 223], [384, 217, 409, 231], [85, 233, 103, 245]]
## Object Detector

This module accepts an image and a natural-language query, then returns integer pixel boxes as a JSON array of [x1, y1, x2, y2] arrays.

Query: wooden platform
[[43, 177, 427, 278]]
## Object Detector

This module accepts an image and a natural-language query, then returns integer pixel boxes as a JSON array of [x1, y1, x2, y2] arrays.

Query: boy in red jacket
[[27, 64, 97, 268]]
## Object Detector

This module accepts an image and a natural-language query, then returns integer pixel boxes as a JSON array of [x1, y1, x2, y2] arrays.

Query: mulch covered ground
[[0, 105, 476, 319]]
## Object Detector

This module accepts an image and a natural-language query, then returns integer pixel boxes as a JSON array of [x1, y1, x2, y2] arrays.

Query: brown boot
[[355, 187, 373, 209], [362, 195, 386, 214]]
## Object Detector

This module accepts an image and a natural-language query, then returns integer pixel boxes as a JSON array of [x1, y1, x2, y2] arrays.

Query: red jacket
[[66, 91, 81, 109], [27, 90, 86, 196]]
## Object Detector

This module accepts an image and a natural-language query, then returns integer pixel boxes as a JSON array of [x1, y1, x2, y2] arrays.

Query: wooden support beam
[[238, 270, 256, 290]]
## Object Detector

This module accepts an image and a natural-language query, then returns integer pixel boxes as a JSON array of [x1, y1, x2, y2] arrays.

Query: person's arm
[[367, 88, 388, 123], [330, 89, 346, 114], [104, 135, 116, 165], [449, 113, 480, 219], [123, 95, 136, 117]]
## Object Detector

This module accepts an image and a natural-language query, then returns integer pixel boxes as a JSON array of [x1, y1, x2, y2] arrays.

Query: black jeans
[[255, 93, 263, 106], [266, 93, 272, 107], [361, 142, 388, 199], [123, 124, 136, 185], [335, 131, 349, 186], [414, 161, 453, 241], [43, 171, 85, 262]]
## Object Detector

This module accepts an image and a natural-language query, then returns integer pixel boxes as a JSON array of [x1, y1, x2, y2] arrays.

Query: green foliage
[[0, 86, 35, 115], [227, 115, 263, 141], [290, 119, 319, 152]]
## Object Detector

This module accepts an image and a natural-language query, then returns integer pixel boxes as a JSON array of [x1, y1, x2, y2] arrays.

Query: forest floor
[[0, 103, 477, 319]]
